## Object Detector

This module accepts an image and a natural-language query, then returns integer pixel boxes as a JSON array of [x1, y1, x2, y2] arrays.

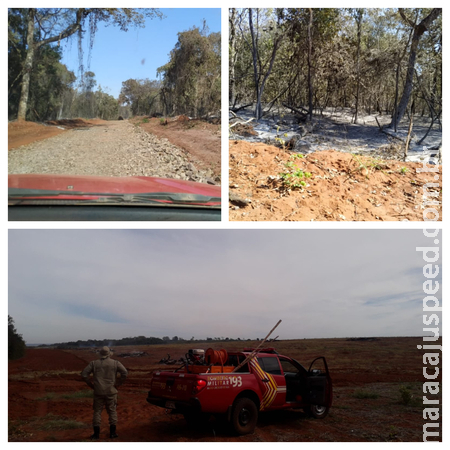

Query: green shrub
[[353, 389, 379, 399]]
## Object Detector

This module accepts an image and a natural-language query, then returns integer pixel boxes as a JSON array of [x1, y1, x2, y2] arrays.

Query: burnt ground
[[229, 141, 442, 221], [8, 337, 441, 442]]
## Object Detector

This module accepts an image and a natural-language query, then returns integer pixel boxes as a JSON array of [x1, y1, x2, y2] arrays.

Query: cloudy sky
[[8, 229, 441, 345]]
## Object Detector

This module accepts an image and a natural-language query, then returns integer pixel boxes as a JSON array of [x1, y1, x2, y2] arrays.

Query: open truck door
[[303, 356, 333, 418]]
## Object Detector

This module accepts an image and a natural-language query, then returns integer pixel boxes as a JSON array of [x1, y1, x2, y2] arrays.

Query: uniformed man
[[81, 346, 128, 439]]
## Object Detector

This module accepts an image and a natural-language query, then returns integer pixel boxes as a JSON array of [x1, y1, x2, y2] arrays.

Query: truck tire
[[305, 404, 329, 419], [230, 397, 258, 435]]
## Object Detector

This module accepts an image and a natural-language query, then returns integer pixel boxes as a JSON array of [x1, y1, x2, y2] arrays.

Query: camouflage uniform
[[81, 347, 127, 438]]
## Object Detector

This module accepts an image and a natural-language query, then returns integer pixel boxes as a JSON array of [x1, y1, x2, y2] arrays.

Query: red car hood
[[9, 174, 220, 204]]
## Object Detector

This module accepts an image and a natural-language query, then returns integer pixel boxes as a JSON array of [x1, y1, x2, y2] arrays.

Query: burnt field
[[8, 337, 441, 442]]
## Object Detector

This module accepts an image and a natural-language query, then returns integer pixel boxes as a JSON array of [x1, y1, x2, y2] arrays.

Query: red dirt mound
[[229, 140, 442, 221]]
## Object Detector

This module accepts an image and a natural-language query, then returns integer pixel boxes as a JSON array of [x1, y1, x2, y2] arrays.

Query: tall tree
[[157, 26, 221, 117], [352, 9, 363, 124], [229, 8, 237, 107], [248, 8, 284, 119], [390, 8, 441, 127], [306, 8, 314, 121], [12, 8, 162, 121]]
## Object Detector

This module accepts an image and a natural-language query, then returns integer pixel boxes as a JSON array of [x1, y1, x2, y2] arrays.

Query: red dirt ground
[[229, 140, 442, 221], [134, 116, 221, 178], [8, 119, 107, 151], [8, 337, 441, 442]]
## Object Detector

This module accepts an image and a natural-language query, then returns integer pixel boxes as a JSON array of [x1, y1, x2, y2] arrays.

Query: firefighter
[[81, 346, 128, 439]]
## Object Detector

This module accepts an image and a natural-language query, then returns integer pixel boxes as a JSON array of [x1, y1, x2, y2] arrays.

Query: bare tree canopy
[[230, 8, 442, 127]]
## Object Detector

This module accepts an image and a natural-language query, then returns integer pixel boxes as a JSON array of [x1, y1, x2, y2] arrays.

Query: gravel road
[[8, 120, 218, 184]]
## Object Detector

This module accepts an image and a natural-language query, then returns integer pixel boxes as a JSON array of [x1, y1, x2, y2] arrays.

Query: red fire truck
[[146, 347, 332, 435]]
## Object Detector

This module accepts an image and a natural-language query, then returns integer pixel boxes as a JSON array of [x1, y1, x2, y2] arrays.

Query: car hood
[[8, 174, 221, 208], [9, 173, 221, 196]]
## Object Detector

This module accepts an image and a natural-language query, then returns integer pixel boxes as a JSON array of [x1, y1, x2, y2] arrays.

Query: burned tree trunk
[[389, 8, 441, 128]]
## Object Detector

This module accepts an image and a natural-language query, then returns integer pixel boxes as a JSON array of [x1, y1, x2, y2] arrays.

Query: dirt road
[[8, 337, 438, 442], [8, 119, 220, 184]]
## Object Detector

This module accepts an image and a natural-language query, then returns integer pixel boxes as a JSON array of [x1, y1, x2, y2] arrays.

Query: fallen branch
[[229, 117, 254, 129], [375, 117, 405, 142], [230, 103, 252, 113], [282, 103, 308, 119], [404, 114, 414, 160]]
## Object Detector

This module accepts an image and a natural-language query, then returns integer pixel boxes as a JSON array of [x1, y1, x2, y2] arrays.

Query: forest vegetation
[[8, 316, 26, 360], [229, 8, 441, 130], [8, 8, 221, 122], [37, 335, 255, 349]]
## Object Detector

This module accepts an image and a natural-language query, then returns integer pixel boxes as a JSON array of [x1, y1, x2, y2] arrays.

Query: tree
[[119, 78, 162, 116], [352, 9, 364, 123], [248, 8, 284, 119], [11, 8, 162, 121], [230, 8, 441, 127], [8, 316, 26, 360], [95, 86, 119, 120], [229, 9, 237, 106], [390, 8, 442, 127], [157, 26, 221, 117]]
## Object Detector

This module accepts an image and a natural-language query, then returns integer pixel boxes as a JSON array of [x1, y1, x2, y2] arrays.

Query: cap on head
[[100, 346, 111, 358]]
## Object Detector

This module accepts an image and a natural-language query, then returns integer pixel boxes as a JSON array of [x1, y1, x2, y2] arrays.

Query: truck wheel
[[305, 404, 329, 419], [231, 397, 258, 435]]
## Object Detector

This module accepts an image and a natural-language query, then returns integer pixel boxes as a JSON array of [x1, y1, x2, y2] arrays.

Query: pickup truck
[[146, 347, 332, 435]]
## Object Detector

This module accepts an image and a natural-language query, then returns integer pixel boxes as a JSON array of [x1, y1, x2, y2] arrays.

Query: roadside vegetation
[[8, 9, 220, 122]]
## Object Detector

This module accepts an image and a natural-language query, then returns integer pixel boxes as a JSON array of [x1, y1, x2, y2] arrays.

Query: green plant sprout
[[278, 156, 312, 189]]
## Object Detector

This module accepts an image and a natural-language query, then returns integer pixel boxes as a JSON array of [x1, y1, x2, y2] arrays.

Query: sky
[[60, 8, 221, 99], [8, 229, 441, 345]]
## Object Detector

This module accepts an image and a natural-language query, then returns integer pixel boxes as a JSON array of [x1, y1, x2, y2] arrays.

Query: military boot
[[110, 424, 118, 438], [90, 426, 100, 440]]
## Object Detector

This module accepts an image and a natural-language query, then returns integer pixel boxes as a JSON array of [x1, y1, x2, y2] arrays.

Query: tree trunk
[[307, 8, 313, 121], [389, 8, 441, 127], [249, 9, 263, 119], [249, 8, 282, 120], [17, 9, 36, 121], [229, 9, 237, 107], [16, 8, 86, 121], [353, 9, 363, 124]]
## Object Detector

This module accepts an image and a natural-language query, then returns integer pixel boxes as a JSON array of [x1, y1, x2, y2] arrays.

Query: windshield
[[8, 8, 221, 220]]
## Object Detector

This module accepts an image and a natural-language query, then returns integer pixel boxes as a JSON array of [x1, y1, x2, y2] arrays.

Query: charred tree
[[389, 8, 441, 128]]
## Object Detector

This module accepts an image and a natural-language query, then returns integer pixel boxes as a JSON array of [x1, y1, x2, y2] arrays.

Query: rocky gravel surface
[[8, 120, 218, 184]]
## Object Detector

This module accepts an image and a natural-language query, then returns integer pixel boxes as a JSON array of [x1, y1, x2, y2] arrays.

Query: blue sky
[[60, 8, 221, 99], [8, 229, 441, 345]]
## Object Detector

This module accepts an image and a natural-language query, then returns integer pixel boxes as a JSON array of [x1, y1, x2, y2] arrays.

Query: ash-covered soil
[[230, 107, 441, 162], [8, 337, 440, 442], [8, 118, 220, 185]]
